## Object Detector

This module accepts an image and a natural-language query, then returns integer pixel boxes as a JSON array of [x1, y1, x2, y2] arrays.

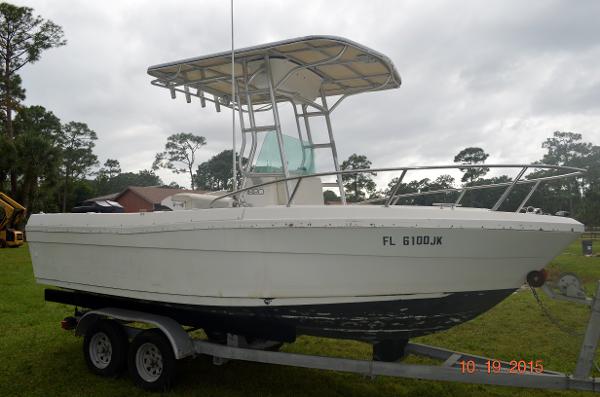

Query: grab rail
[[209, 164, 585, 211]]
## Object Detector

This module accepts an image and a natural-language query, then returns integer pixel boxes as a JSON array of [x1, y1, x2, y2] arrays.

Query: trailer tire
[[83, 319, 128, 377], [128, 329, 176, 391]]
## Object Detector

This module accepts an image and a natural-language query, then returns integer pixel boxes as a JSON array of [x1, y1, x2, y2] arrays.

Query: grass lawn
[[1, 240, 599, 396]]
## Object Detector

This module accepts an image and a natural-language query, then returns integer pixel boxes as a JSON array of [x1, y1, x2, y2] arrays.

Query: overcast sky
[[14, 0, 600, 188]]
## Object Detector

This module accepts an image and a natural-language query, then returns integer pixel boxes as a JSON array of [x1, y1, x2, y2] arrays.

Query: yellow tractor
[[0, 192, 26, 248]]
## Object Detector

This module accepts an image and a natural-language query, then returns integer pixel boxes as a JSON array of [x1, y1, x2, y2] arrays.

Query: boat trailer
[[68, 279, 600, 392]]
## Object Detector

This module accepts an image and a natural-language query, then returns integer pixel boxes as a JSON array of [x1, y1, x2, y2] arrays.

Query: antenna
[[230, 0, 237, 191]]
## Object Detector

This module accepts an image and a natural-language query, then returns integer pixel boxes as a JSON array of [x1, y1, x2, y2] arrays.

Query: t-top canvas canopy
[[147, 35, 401, 107]]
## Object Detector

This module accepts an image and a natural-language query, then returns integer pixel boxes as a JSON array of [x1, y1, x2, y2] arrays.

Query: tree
[[58, 121, 98, 211], [98, 159, 121, 179], [584, 146, 600, 195], [13, 105, 60, 138], [454, 147, 490, 183], [0, 71, 24, 191], [194, 149, 246, 191], [15, 131, 60, 210], [153, 133, 206, 190], [385, 176, 430, 197], [0, 2, 66, 194], [166, 181, 183, 189], [323, 190, 339, 202], [70, 179, 95, 208], [542, 131, 592, 166], [94, 159, 122, 195], [427, 174, 455, 190], [463, 175, 513, 209], [385, 175, 455, 206], [0, 72, 25, 126], [134, 169, 162, 186], [12, 105, 61, 210], [531, 131, 595, 216], [340, 154, 376, 202], [0, 132, 16, 191], [0, 73, 25, 111], [94, 169, 163, 196]]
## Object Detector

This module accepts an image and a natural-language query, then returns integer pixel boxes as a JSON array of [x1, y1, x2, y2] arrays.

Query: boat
[[27, 36, 584, 356]]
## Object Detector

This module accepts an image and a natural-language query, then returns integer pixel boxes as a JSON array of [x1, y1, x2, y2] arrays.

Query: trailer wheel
[[128, 329, 176, 391], [83, 319, 128, 377]]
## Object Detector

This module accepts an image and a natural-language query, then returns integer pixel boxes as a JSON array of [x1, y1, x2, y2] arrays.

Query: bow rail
[[209, 163, 585, 211]]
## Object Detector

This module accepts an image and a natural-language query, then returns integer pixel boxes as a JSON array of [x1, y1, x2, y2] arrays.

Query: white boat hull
[[27, 205, 582, 341]]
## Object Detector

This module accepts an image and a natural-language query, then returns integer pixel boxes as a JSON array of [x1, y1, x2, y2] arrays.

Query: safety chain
[[529, 285, 584, 337]]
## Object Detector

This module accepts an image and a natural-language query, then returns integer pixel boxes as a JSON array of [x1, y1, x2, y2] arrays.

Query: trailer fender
[[75, 308, 194, 359]]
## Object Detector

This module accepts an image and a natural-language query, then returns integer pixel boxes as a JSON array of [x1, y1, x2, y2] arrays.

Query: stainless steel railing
[[209, 164, 585, 212]]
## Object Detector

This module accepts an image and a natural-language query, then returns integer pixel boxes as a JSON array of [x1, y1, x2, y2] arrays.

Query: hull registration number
[[383, 235, 443, 246]]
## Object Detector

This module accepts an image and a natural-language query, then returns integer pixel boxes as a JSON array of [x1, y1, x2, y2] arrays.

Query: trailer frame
[[70, 281, 600, 392]]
